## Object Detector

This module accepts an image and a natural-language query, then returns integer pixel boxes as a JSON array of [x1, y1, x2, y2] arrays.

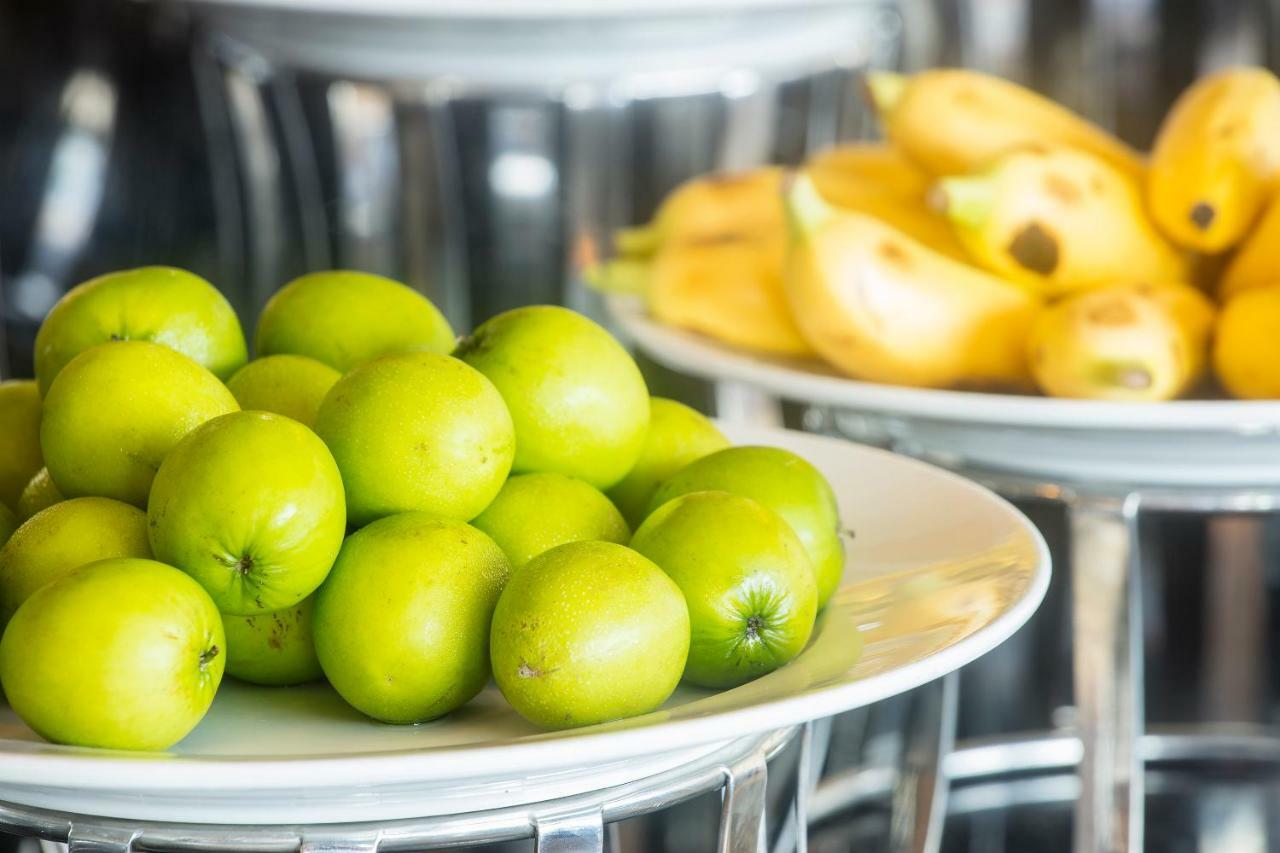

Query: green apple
[[472, 473, 630, 568], [255, 270, 455, 373], [0, 496, 152, 625], [456, 306, 650, 490], [314, 353, 513, 526], [34, 266, 247, 395], [631, 491, 817, 688], [0, 557, 224, 751], [41, 341, 239, 507], [0, 380, 42, 512], [224, 597, 323, 686], [225, 355, 342, 428], [650, 446, 844, 608], [607, 398, 729, 527], [148, 411, 345, 615], [0, 505, 15, 549], [313, 513, 510, 723], [16, 468, 63, 521], [490, 540, 689, 729]]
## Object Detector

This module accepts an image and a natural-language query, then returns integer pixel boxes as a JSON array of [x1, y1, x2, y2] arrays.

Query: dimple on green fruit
[[40, 341, 239, 507], [607, 397, 729, 528], [34, 266, 247, 395], [472, 473, 630, 568], [0, 557, 224, 751], [0, 496, 152, 626], [255, 270, 455, 373], [456, 306, 650, 490], [313, 514, 511, 724], [314, 352, 514, 527], [632, 490, 817, 689], [490, 541, 690, 729], [651, 446, 844, 608], [148, 411, 346, 615]]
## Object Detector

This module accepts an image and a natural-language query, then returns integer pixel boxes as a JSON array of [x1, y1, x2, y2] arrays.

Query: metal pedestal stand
[[20, 728, 799, 853]]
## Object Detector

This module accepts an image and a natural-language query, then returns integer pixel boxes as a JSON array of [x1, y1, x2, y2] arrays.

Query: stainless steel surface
[[890, 674, 957, 853]]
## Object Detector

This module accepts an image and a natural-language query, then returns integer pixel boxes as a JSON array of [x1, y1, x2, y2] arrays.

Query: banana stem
[[615, 226, 660, 257], [786, 172, 837, 239], [584, 257, 651, 295], [933, 175, 997, 230], [863, 72, 909, 117]]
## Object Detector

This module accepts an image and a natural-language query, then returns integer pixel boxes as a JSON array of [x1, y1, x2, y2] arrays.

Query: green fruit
[[314, 353, 514, 526], [0, 497, 152, 625], [255, 270, 455, 373], [650, 446, 844, 608], [491, 541, 689, 729], [313, 514, 510, 723], [0, 557, 224, 751], [224, 597, 323, 686], [225, 355, 342, 428], [607, 398, 729, 527], [0, 380, 42, 513], [472, 473, 630, 568], [148, 412, 346, 615], [456, 306, 650, 489], [0, 505, 15, 549], [631, 491, 817, 689], [41, 341, 239, 507], [16, 468, 63, 521], [34, 266, 247, 395]]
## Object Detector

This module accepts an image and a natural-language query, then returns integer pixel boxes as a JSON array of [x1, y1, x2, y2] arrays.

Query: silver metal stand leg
[[771, 717, 831, 853], [719, 746, 769, 853], [714, 382, 785, 429], [1204, 515, 1267, 721], [1070, 495, 1143, 853], [535, 808, 605, 853], [889, 672, 958, 853], [298, 831, 381, 853]]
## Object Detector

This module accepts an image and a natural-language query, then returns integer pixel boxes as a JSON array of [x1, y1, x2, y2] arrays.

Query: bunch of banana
[[863, 69, 1144, 178], [1147, 67, 1280, 253], [785, 174, 1040, 390], [1028, 282, 1214, 401], [932, 146, 1188, 296]]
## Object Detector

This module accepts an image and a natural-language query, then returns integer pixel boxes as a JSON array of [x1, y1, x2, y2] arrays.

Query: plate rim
[[0, 426, 1049, 794], [610, 296, 1280, 433]]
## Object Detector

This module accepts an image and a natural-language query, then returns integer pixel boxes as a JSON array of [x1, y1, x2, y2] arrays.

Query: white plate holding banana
[[603, 66, 1280, 491]]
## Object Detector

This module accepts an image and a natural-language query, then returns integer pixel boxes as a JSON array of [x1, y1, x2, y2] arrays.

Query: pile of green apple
[[0, 266, 845, 750]]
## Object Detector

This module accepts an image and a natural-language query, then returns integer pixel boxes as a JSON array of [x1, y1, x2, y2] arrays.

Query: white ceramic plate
[[0, 425, 1048, 825], [611, 296, 1280, 489]]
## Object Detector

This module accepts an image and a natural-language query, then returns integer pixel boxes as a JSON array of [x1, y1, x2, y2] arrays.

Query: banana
[[806, 144, 970, 260], [599, 232, 814, 357], [1028, 282, 1213, 401], [934, 146, 1189, 296], [1213, 285, 1280, 398], [1219, 192, 1280, 299], [863, 69, 1143, 178], [614, 167, 785, 256], [784, 174, 1040, 390], [1148, 66, 1280, 253]]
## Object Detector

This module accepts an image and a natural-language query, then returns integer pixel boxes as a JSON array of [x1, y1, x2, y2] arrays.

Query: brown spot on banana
[[1043, 174, 1081, 204], [1007, 222, 1060, 275], [1190, 203, 1215, 230], [876, 241, 911, 267], [1086, 298, 1137, 326]]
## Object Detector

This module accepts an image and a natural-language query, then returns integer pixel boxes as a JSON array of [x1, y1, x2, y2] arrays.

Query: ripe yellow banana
[[806, 144, 970, 260], [1219, 192, 1280, 299], [1028, 282, 1213, 401], [784, 174, 1040, 390], [864, 69, 1144, 178], [597, 232, 813, 358], [614, 167, 785, 256], [1148, 66, 1280, 253], [1214, 285, 1280, 398], [934, 146, 1188, 296]]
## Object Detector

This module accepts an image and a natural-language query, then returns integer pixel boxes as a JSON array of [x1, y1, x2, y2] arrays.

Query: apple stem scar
[[199, 645, 220, 672], [744, 615, 764, 642]]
